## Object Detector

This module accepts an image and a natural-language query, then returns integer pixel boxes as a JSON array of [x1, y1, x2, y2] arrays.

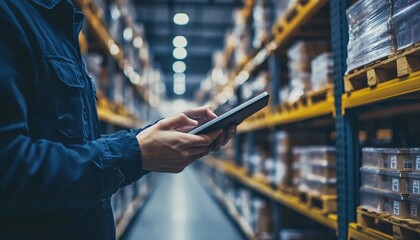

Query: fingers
[[160, 113, 198, 130], [192, 129, 223, 146], [154, 148, 210, 174], [183, 105, 217, 121], [223, 125, 237, 145]]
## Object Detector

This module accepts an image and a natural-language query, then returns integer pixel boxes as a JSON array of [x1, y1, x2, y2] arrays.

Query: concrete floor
[[122, 168, 244, 240]]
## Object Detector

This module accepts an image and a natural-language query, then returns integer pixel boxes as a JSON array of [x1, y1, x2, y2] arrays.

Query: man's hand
[[136, 112, 223, 173], [181, 105, 237, 152]]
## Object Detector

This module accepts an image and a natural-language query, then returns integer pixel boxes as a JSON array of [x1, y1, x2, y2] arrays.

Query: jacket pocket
[[46, 56, 85, 139]]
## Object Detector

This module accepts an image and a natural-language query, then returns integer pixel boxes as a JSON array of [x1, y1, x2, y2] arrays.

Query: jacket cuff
[[101, 131, 143, 188]]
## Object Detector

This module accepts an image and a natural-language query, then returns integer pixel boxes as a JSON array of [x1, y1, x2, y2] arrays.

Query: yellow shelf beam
[[203, 157, 338, 230], [273, 0, 328, 48], [238, 97, 335, 133], [348, 223, 393, 240], [343, 71, 420, 110]]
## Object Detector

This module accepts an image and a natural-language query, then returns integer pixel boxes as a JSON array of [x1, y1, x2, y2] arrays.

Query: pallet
[[297, 190, 337, 214], [357, 207, 420, 240], [278, 184, 298, 196], [306, 84, 334, 105], [283, 0, 309, 24], [279, 84, 334, 113], [344, 43, 420, 93]]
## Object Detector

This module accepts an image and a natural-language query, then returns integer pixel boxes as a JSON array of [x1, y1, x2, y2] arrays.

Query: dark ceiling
[[134, 0, 244, 99]]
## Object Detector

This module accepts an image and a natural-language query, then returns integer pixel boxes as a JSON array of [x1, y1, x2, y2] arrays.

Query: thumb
[[200, 129, 224, 143], [161, 113, 198, 130]]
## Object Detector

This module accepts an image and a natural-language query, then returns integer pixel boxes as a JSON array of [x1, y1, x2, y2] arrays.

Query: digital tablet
[[189, 91, 269, 135]]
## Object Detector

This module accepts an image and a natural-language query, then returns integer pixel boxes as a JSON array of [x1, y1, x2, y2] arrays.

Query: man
[[0, 0, 236, 239]]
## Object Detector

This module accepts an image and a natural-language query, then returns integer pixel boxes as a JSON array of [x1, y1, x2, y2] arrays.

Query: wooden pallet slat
[[298, 190, 337, 214], [345, 44, 420, 93], [357, 207, 420, 240]]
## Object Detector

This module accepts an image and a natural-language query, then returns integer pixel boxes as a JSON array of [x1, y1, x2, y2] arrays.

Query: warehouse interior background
[[74, 0, 420, 239]]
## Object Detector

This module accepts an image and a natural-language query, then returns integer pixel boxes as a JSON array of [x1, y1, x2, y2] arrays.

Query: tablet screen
[[189, 92, 269, 134]]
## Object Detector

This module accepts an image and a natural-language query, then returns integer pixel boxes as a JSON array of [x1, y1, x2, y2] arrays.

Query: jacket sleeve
[[0, 7, 144, 216]]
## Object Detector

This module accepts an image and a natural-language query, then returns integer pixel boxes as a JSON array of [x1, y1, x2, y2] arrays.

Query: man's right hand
[[136, 113, 223, 173]]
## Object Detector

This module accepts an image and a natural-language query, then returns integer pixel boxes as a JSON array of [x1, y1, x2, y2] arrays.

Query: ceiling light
[[173, 81, 186, 95], [108, 40, 120, 55], [173, 13, 189, 25], [174, 75, 185, 84], [110, 5, 121, 19], [123, 28, 133, 41], [174, 73, 185, 80], [173, 47, 187, 60], [172, 61, 186, 73], [133, 36, 143, 48], [173, 36, 188, 48]]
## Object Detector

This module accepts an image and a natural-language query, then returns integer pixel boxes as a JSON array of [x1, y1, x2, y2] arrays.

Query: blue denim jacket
[[0, 0, 145, 239]]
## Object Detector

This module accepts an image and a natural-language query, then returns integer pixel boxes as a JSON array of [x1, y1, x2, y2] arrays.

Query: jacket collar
[[31, 0, 63, 9]]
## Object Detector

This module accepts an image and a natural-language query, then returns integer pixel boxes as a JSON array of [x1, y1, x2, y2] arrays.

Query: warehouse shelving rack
[[200, 0, 420, 239], [74, 0, 153, 128], [203, 157, 338, 230]]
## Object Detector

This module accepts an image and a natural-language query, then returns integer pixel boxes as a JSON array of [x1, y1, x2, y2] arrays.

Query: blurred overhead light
[[173, 47, 187, 60], [173, 73, 186, 95], [173, 36, 188, 48], [110, 5, 121, 19], [174, 73, 185, 79], [172, 61, 186, 73], [123, 28, 133, 41], [133, 37, 143, 48], [173, 82, 186, 95], [108, 40, 120, 55], [173, 13, 189, 25]]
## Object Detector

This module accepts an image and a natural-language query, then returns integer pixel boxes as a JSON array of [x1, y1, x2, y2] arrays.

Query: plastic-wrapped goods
[[287, 41, 329, 102], [391, 1, 420, 50], [310, 53, 334, 91], [252, 0, 271, 49], [382, 148, 412, 171], [408, 196, 420, 220], [346, 0, 394, 72], [293, 146, 336, 195], [251, 198, 272, 239], [383, 192, 411, 217], [271, 132, 291, 188], [279, 85, 290, 104], [360, 186, 385, 212], [291, 147, 304, 188], [409, 172, 420, 196], [361, 167, 411, 194], [362, 148, 384, 169], [362, 148, 412, 170], [303, 175, 337, 195], [411, 148, 420, 172], [393, 0, 420, 15], [360, 186, 411, 217]]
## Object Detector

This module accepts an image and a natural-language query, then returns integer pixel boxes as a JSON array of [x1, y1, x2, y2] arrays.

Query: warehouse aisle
[[122, 167, 244, 240]]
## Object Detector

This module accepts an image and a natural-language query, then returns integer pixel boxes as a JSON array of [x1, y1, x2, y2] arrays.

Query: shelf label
[[412, 203, 418, 217], [393, 200, 400, 215], [414, 180, 420, 194], [392, 178, 399, 192], [416, 156, 420, 170], [390, 156, 397, 169]]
